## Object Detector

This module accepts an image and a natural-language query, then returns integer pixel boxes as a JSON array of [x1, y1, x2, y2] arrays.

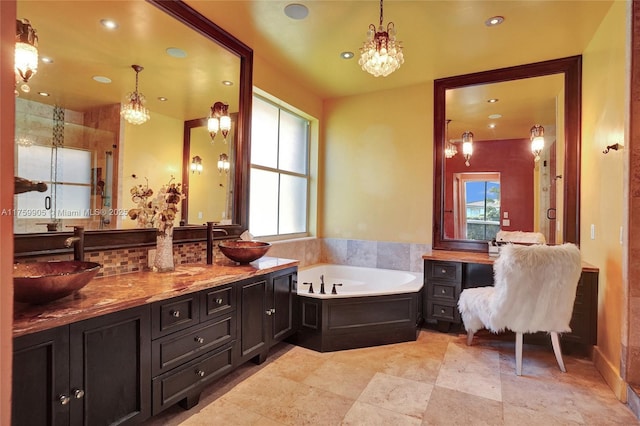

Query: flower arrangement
[[128, 176, 185, 236]]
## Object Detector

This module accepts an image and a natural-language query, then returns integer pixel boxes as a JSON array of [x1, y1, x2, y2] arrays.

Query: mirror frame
[[433, 56, 581, 252], [14, 0, 253, 257]]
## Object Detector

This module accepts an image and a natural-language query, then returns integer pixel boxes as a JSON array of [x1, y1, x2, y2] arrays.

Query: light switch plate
[[590, 224, 596, 240]]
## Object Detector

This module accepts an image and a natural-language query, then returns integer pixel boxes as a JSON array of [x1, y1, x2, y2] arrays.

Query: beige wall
[[321, 84, 433, 244], [580, 0, 627, 398]]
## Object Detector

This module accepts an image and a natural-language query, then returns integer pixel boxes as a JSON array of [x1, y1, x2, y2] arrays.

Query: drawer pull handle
[[171, 310, 180, 318], [73, 389, 85, 399], [441, 269, 446, 274], [265, 308, 276, 315], [441, 289, 446, 294], [440, 309, 446, 314], [215, 298, 223, 305], [195, 336, 205, 344], [196, 369, 205, 377], [59, 394, 71, 405]]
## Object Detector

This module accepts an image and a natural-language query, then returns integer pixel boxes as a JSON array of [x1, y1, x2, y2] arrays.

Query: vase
[[154, 231, 175, 272]]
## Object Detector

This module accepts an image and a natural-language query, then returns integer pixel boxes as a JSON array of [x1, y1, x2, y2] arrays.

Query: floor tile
[[342, 401, 422, 426], [422, 386, 503, 425], [357, 372, 433, 419]]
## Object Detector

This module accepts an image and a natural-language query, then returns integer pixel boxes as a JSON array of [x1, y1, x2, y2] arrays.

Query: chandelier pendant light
[[359, 0, 404, 77], [530, 124, 545, 162], [208, 101, 231, 143], [462, 131, 474, 167], [15, 18, 39, 95], [121, 65, 150, 125], [444, 119, 458, 159]]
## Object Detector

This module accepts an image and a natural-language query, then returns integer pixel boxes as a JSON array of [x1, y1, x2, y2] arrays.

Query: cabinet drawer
[[202, 284, 235, 319], [152, 295, 200, 339], [152, 315, 236, 376], [429, 283, 456, 301], [426, 261, 462, 283], [427, 301, 460, 323], [152, 344, 234, 415]]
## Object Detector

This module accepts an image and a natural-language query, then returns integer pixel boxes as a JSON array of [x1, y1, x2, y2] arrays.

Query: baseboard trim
[[593, 345, 627, 402]]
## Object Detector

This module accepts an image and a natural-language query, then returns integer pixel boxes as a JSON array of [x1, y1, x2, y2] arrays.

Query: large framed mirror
[[13, 0, 252, 255], [433, 56, 581, 252]]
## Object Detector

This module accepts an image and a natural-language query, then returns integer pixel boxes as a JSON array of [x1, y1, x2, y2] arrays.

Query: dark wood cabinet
[[12, 306, 151, 426], [423, 256, 599, 354], [239, 267, 297, 364]]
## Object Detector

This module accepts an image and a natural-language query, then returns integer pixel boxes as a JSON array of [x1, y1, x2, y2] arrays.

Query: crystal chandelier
[[121, 65, 150, 125], [462, 131, 474, 167], [15, 19, 38, 95], [444, 119, 458, 159], [208, 102, 231, 143], [530, 124, 545, 162], [359, 0, 404, 77]]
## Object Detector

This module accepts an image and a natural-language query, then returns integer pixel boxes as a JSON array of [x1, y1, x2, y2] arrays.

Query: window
[[249, 95, 310, 238], [453, 172, 500, 240]]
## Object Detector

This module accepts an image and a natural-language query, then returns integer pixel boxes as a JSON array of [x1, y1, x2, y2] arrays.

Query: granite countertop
[[422, 249, 599, 272], [13, 256, 298, 338]]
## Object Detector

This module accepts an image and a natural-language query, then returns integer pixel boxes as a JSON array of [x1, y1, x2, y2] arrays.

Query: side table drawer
[[152, 295, 200, 339], [426, 261, 462, 283], [428, 283, 457, 301], [152, 314, 236, 376], [152, 344, 234, 415]]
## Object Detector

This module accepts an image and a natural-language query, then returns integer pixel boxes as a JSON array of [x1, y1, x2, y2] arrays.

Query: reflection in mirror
[[433, 56, 581, 252], [13, 0, 241, 234]]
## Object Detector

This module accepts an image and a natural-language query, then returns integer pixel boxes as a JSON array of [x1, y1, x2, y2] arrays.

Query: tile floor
[[144, 329, 639, 425]]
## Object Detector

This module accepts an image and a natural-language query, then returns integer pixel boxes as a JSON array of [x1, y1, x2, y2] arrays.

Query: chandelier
[[444, 119, 458, 159], [359, 0, 404, 77], [15, 19, 39, 95], [462, 131, 474, 167], [121, 65, 150, 125], [530, 124, 544, 162], [208, 102, 231, 143]]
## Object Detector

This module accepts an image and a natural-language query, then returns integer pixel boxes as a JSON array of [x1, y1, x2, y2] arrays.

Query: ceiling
[[15, 0, 613, 140]]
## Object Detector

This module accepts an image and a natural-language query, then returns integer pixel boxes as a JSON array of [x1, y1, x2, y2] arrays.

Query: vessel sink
[[219, 240, 272, 264], [13, 260, 101, 304]]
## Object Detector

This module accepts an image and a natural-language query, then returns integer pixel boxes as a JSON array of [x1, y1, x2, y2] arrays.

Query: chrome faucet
[[206, 222, 229, 264], [64, 226, 85, 262]]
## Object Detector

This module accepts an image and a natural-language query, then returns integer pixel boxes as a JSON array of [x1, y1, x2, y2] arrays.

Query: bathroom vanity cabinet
[[12, 305, 150, 426], [12, 260, 298, 425], [423, 251, 599, 355]]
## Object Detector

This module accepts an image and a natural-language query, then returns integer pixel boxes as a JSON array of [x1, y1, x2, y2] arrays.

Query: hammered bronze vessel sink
[[219, 240, 272, 264], [14, 260, 101, 304]]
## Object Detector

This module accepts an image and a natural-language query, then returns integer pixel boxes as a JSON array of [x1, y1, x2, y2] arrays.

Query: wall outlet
[[198, 211, 203, 219], [503, 211, 509, 219], [148, 248, 156, 268], [502, 219, 510, 227]]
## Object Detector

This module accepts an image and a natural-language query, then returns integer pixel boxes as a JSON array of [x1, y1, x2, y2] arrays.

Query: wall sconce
[[530, 124, 544, 162], [217, 153, 230, 174], [190, 155, 203, 174], [121, 65, 150, 125], [603, 143, 622, 154], [462, 131, 474, 167], [444, 119, 457, 159], [208, 101, 231, 143], [15, 18, 39, 95]]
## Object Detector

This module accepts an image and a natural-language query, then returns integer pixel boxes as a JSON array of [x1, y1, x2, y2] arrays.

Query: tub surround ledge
[[13, 256, 298, 338]]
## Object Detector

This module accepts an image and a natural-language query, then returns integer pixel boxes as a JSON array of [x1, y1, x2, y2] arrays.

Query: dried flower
[[129, 176, 186, 235]]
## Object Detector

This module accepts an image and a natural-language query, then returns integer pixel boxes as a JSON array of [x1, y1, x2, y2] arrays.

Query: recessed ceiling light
[[38, 92, 50, 97], [488, 113, 502, 119], [158, 97, 168, 102], [340, 51, 355, 59], [284, 3, 309, 20], [100, 19, 118, 30], [487, 98, 499, 103], [488, 123, 496, 129], [485, 16, 504, 27], [41, 56, 53, 64], [93, 76, 112, 84], [166, 47, 187, 58], [222, 80, 234, 86]]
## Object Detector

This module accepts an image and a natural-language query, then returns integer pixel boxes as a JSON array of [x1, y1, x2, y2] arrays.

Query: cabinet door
[[270, 269, 296, 343], [69, 305, 151, 426], [239, 277, 268, 362], [12, 326, 70, 426]]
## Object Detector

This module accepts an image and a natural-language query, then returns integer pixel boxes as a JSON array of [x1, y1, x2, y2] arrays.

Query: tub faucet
[[319, 274, 325, 294], [206, 222, 229, 264], [64, 226, 85, 261], [331, 283, 343, 295], [302, 282, 314, 293]]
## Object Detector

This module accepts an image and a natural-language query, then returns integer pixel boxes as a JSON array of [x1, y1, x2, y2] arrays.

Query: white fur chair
[[457, 243, 582, 375]]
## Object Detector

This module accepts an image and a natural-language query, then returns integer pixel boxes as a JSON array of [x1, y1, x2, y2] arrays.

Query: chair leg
[[550, 332, 566, 373], [515, 332, 523, 376], [466, 331, 474, 346]]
